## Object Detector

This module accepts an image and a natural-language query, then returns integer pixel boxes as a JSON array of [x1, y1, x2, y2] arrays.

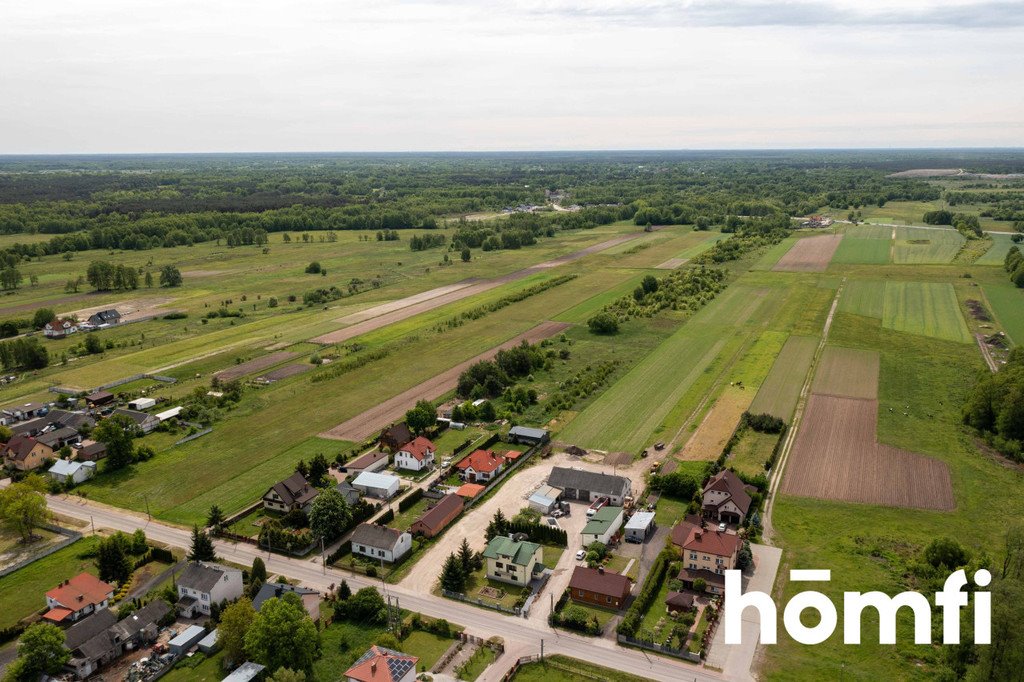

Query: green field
[[976, 232, 1018, 266], [982, 282, 1024, 344], [747, 335, 819, 419], [751, 237, 797, 270], [0, 536, 99, 629], [892, 226, 965, 264], [727, 428, 779, 476], [838, 280, 886, 319], [882, 281, 972, 343], [830, 237, 891, 265]]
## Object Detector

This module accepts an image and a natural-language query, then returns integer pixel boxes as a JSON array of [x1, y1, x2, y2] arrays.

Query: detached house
[[568, 566, 632, 609], [378, 423, 414, 451], [393, 436, 436, 472], [701, 469, 753, 526], [44, 573, 116, 624], [456, 449, 506, 483], [409, 493, 463, 538], [87, 309, 121, 327], [43, 317, 79, 339], [2, 434, 55, 471], [671, 522, 741, 595], [263, 472, 319, 513], [482, 535, 543, 587], [345, 646, 418, 682], [176, 562, 244, 618], [63, 601, 170, 680], [351, 524, 412, 564]]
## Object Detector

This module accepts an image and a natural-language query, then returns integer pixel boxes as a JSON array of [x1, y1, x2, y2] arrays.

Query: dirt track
[[310, 231, 652, 345], [320, 321, 570, 441], [780, 394, 954, 510], [214, 350, 298, 381], [773, 234, 843, 272]]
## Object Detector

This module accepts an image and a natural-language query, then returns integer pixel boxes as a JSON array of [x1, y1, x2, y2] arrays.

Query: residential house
[[547, 467, 632, 505], [63, 601, 169, 680], [527, 484, 562, 514], [672, 523, 741, 595], [175, 562, 244, 617], [350, 524, 412, 564], [351, 471, 401, 499], [568, 566, 632, 609], [624, 511, 656, 543], [45, 408, 96, 431], [48, 459, 96, 485], [409, 493, 463, 538], [378, 423, 414, 451], [85, 391, 115, 407], [110, 408, 160, 434], [456, 449, 506, 483], [43, 317, 79, 339], [9, 417, 46, 438], [2, 434, 56, 471], [73, 440, 108, 462], [482, 535, 543, 587], [701, 469, 753, 525], [252, 582, 321, 621], [343, 450, 390, 476], [345, 646, 418, 682], [87, 309, 122, 327], [263, 471, 319, 513], [393, 436, 436, 472], [37, 426, 82, 451], [507, 425, 549, 446], [44, 573, 116, 624], [581, 506, 624, 546]]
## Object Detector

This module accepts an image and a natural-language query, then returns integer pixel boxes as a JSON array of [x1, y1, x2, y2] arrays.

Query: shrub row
[[617, 549, 675, 637]]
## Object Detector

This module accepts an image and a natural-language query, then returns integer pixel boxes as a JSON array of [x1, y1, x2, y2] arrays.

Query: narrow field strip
[[772, 234, 844, 272], [976, 232, 1017, 266], [981, 283, 1024, 345], [679, 386, 753, 461], [748, 335, 819, 419], [214, 350, 299, 381], [810, 346, 880, 399]]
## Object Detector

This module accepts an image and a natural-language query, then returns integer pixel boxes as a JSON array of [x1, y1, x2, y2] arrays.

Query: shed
[[528, 484, 562, 514], [222, 662, 266, 682], [128, 397, 156, 411], [85, 391, 114, 407], [156, 406, 182, 422], [624, 511, 657, 543], [169, 625, 206, 656], [197, 629, 219, 654], [507, 425, 550, 446], [351, 471, 401, 499]]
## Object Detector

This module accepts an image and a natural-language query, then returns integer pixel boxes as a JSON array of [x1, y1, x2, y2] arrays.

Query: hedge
[[617, 549, 674, 637], [398, 488, 424, 512], [378, 508, 395, 525]]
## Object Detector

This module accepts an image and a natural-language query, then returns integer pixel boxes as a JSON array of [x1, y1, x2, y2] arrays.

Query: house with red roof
[[456, 449, 506, 483], [393, 436, 436, 472], [2, 434, 55, 471], [345, 645, 418, 682], [44, 573, 115, 624], [671, 522, 741, 595], [43, 316, 79, 339]]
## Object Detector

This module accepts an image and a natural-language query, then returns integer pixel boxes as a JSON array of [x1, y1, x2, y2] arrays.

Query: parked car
[[718, 522, 727, 532], [575, 549, 586, 560]]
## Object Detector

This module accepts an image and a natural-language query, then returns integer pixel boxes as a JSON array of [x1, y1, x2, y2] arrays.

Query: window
[[496, 562, 503, 569], [202, 593, 209, 601], [606, 596, 612, 604], [578, 590, 585, 597], [689, 552, 697, 560]]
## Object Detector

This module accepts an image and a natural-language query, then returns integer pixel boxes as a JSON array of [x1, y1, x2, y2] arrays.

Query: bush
[[587, 312, 619, 335]]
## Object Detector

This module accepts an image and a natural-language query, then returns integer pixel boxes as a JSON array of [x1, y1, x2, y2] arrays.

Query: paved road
[[43, 492, 724, 682]]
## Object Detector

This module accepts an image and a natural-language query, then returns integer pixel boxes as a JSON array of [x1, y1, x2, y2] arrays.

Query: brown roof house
[[409, 494, 463, 538], [343, 450, 390, 476], [73, 440, 108, 462], [568, 566, 632, 609], [2, 434, 55, 471], [263, 472, 319, 513], [672, 522, 741, 595], [701, 469, 753, 525], [378, 423, 414, 451]]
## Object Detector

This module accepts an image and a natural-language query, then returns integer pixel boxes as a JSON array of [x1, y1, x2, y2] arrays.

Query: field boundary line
[[762, 277, 846, 543]]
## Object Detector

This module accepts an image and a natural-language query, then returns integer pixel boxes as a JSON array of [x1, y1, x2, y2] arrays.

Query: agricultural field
[[892, 226, 965, 264], [772, 234, 843, 272], [810, 346, 880, 399], [981, 282, 1024, 344], [976, 232, 1018, 265], [837, 279, 886, 319], [678, 386, 751, 461], [882, 281, 972, 343], [830, 224, 892, 265], [747, 335, 818, 419]]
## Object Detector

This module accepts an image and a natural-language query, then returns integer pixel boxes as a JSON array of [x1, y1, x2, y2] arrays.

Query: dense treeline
[[456, 341, 544, 399], [1005, 246, 1024, 287], [963, 348, 1024, 459], [0, 337, 49, 371]]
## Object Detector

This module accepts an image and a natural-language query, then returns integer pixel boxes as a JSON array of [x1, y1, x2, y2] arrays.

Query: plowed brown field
[[772, 234, 844, 272], [214, 351, 298, 381], [780, 394, 954, 510]]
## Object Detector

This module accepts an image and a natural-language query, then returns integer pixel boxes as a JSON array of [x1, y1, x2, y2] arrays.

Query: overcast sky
[[1, 0, 1021, 153]]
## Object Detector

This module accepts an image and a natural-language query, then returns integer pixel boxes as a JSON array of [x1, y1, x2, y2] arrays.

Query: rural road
[[37, 491, 725, 682]]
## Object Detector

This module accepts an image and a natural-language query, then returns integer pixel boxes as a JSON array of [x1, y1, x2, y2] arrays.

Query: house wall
[[581, 511, 623, 546], [394, 450, 433, 471], [571, 587, 626, 609], [486, 548, 540, 586], [682, 546, 737, 575], [353, 533, 412, 563]]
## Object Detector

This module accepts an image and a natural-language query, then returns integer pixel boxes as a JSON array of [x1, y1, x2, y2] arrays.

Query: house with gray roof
[[351, 523, 412, 564], [176, 562, 243, 617], [547, 467, 632, 505], [63, 601, 169, 679], [110, 408, 160, 434], [252, 582, 321, 621]]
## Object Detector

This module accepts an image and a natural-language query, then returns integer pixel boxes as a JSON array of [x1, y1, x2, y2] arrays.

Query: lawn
[[456, 645, 497, 681], [976, 232, 1017, 265], [686, 608, 709, 654], [727, 429, 779, 477], [541, 545, 564, 570], [652, 495, 690, 529], [225, 508, 282, 538], [390, 497, 430, 531], [0, 526, 59, 556], [314, 616, 459, 680], [882, 281, 972, 343], [558, 598, 620, 631], [162, 651, 226, 682], [0, 535, 98, 629], [511, 655, 654, 682], [982, 282, 1024, 345], [400, 629, 453, 670], [605, 553, 639, 580]]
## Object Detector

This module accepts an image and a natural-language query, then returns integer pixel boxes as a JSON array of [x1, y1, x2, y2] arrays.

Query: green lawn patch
[[511, 655, 654, 682], [652, 495, 690, 528], [892, 226, 964, 264], [162, 651, 226, 682], [400, 629, 453, 670], [541, 545, 564, 570], [727, 429, 779, 477]]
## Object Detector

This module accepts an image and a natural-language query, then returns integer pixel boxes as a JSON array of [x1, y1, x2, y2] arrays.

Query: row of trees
[[963, 347, 1024, 459], [85, 261, 182, 291], [456, 341, 545, 399], [1005, 245, 1024, 288]]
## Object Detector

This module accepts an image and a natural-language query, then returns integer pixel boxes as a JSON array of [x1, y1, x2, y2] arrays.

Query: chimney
[[695, 530, 703, 541], [598, 566, 604, 575], [371, 661, 377, 675]]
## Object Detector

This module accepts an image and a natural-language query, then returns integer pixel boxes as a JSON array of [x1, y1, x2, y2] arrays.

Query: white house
[[581, 506, 624, 546], [175, 562, 243, 618], [482, 535, 543, 587], [701, 469, 753, 525], [350, 524, 412, 564], [351, 471, 401, 499], [48, 459, 96, 485], [393, 436, 436, 472], [43, 317, 79, 339]]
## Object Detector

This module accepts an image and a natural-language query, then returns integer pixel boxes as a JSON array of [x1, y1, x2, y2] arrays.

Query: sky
[[1, 0, 1022, 153]]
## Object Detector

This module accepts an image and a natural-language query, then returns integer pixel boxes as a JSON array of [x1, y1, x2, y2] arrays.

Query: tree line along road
[[42, 492, 725, 682]]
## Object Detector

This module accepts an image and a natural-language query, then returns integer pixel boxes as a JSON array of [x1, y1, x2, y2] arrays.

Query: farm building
[[528, 484, 562, 514], [410, 493, 463, 537], [351, 471, 401, 499], [48, 459, 96, 485], [63, 601, 169, 680], [263, 472, 319, 513], [701, 469, 753, 525], [345, 646, 418, 682], [581, 506, 624, 546], [85, 391, 114, 407], [168, 625, 207, 656], [568, 566, 631, 609], [482, 535, 543, 587], [110, 408, 160, 434], [45, 408, 96, 431], [507, 425, 549, 446], [73, 440, 107, 462], [351, 524, 412, 563], [547, 467, 631, 505], [37, 426, 81, 450], [222, 662, 266, 682], [335, 481, 361, 505], [624, 511, 656, 543], [343, 450, 390, 476], [394, 436, 436, 472], [127, 397, 156, 411], [0, 401, 45, 424], [155, 406, 182, 422], [9, 417, 46, 438]]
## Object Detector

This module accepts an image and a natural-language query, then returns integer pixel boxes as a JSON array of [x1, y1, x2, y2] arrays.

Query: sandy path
[[333, 282, 479, 325], [655, 257, 688, 269], [319, 321, 570, 441]]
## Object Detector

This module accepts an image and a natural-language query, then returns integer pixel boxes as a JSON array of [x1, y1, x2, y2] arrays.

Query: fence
[[0, 524, 82, 579], [49, 373, 178, 396], [174, 428, 212, 446], [442, 589, 522, 616], [431, 640, 463, 674], [501, 654, 540, 681], [616, 634, 701, 662], [458, 632, 505, 653], [218, 500, 263, 529]]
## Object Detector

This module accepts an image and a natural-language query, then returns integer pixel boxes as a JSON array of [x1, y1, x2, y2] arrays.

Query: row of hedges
[[398, 487, 424, 512], [617, 549, 675, 637]]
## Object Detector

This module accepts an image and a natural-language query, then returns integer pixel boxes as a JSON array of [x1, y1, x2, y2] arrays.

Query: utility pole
[[320, 537, 326, 574], [90, 515, 95, 536], [540, 638, 544, 662]]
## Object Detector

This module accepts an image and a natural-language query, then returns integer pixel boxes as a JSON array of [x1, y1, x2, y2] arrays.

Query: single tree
[[404, 399, 436, 434], [32, 308, 55, 330], [337, 579, 351, 601], [440, 552, 466, 593], [244, 593, 321, 675], [93, 414, 137, 471], [308, 488, 351, 543], [96, 535, 132, 584], [307, 453, 329, 487], [83, 334, 103, 355], [345, 587, 387, 624], [159, 265, 183, 287], [7, 623, 70, 680], [207, 504, 225, 530], [144, 271, 154, 287], [217, 597, 256, 668], [457, 538, 474, 575], [460, 248, 471, 262], [188, 524, 217, 562], [251, 556, 268, 585], [587, 312, 619, 335], [0, 474, 50, 542]]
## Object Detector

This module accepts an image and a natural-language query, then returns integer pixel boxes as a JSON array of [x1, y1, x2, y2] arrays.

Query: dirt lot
[[311, 232, 651, 345], [679, 386, 752, 461], [320, 321, 571, 441], [257, 363, 310, 382], [780, 394, 954, 510], [772, 234, 844, 272], [214, 350, 298, 381], [810, 346, 880, 399]]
